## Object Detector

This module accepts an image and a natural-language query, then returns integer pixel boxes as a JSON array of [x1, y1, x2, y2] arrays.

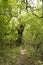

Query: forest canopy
[[0, 0, 43, 65]]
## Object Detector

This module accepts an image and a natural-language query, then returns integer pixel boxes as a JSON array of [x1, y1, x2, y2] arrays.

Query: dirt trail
[[16, 49, 26, 65]]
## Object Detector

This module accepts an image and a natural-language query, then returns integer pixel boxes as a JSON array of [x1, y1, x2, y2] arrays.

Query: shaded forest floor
[[0, 46, 43, 65]]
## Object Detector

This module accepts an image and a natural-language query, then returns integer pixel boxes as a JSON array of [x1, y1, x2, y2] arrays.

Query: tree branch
[[27, 5, 43, 18]]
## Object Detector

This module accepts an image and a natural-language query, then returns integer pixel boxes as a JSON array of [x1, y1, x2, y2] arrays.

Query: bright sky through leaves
[[29, 0, 42, 7]]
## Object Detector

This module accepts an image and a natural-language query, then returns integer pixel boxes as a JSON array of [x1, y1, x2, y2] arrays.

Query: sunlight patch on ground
[[20, 47, 27, 55]]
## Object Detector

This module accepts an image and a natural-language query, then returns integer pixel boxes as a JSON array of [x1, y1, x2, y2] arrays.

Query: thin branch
[[27, 5, 43, 18]]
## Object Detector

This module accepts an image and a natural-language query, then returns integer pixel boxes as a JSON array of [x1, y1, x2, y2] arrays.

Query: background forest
[[0, 0, 43, 65]]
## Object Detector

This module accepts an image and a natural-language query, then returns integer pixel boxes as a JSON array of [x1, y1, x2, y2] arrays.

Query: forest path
[[16, 48, 27, 65]]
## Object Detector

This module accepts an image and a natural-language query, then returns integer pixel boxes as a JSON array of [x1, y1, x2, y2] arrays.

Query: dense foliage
[[0, 0, 43, 65]]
